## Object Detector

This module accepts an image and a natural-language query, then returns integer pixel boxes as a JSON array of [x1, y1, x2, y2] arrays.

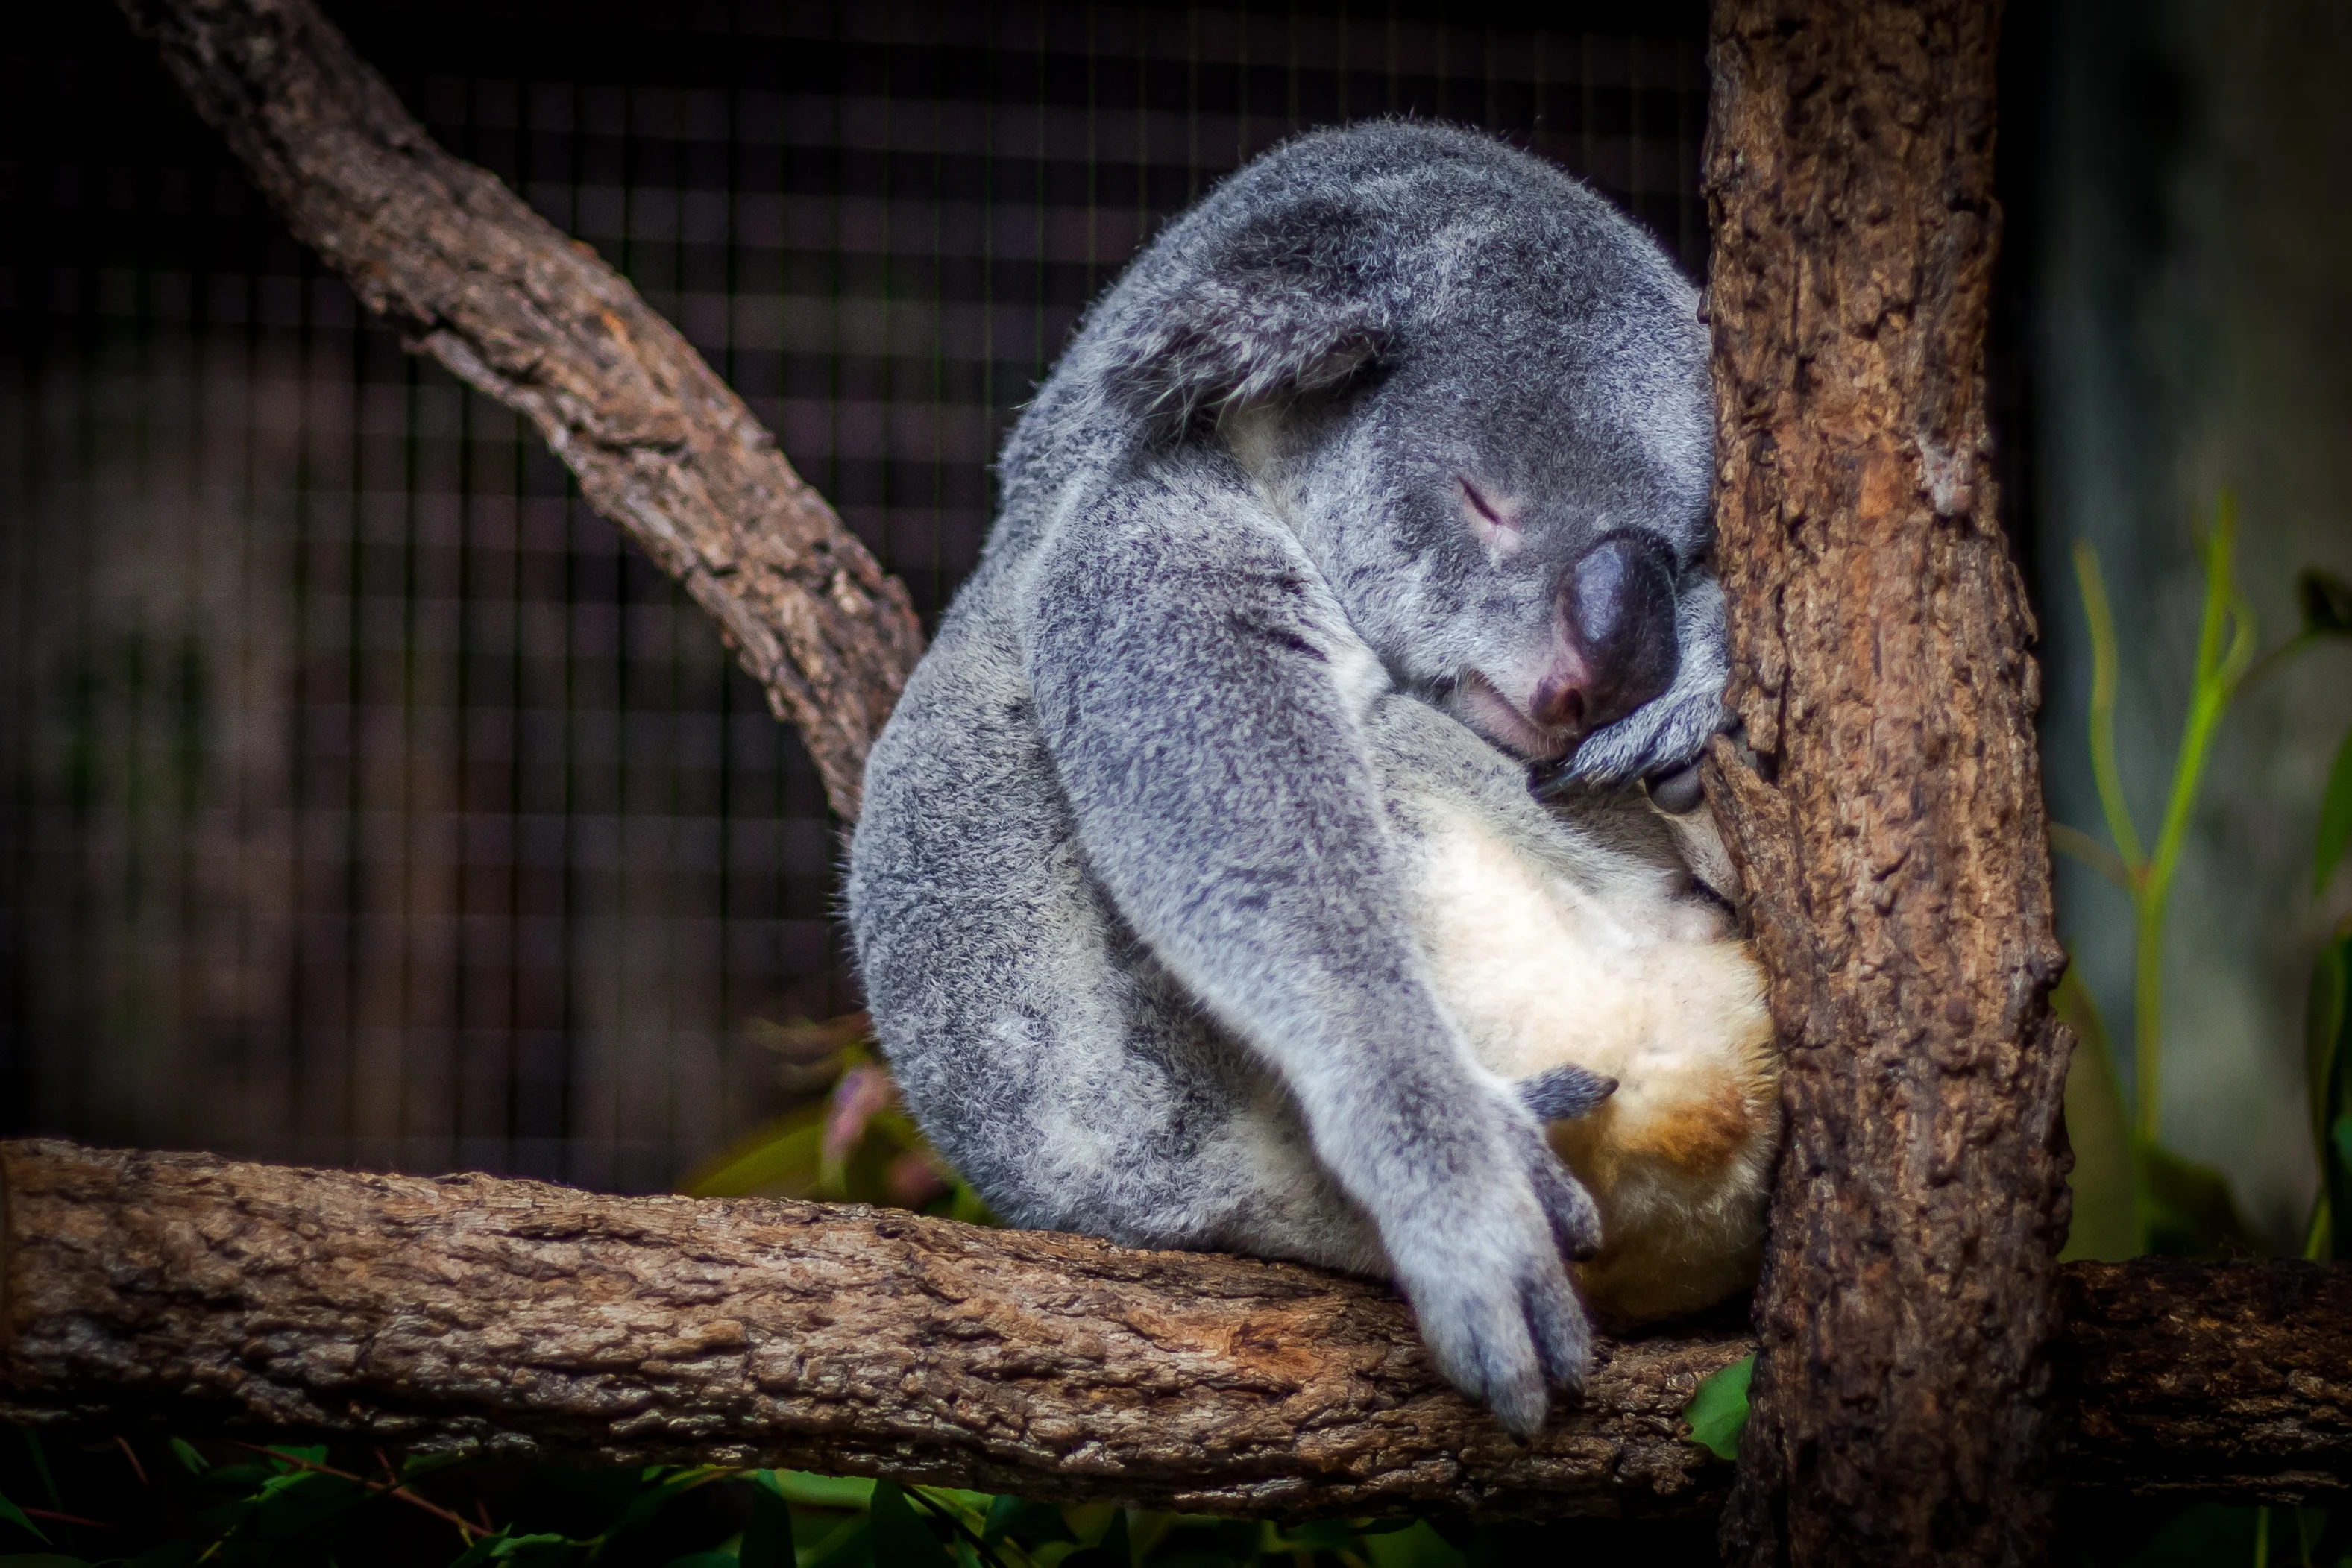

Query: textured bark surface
[[0, 1141, 1736, 1522], [116, 0, 922, 819], [5, 1143, 2349, 1519], [1702, 3, 2073, 1564], [2054, 1259, 2352, 1503]]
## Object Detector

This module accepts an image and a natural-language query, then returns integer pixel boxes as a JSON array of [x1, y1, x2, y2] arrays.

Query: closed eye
[[1459, 477, 1509, 527], [1457, 476, 1523, 553]]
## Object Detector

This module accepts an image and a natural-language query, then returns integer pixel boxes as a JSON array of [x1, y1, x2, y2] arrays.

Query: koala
[[846, 122, 1776, 1435]]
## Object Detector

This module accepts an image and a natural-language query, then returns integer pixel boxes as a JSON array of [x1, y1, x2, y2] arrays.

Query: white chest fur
[[1412, 803, 1779, 1326]]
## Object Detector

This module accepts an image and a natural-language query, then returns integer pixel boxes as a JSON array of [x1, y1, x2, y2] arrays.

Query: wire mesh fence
[[0, 0, 1710, 1191]]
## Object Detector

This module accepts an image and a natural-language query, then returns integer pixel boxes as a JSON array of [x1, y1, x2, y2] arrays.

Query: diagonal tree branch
[[4, 1141, 2351, 1519], [115, 0, 925, 820]]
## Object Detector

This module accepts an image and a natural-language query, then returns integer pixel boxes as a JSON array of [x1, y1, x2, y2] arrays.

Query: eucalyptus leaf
[[868, 1483, 951, 1568], [1362, 1520, 1470, 1568], [738, 1481, 796, 1568], [981, 1496, 1072, 1549], [771, 1473, 876, 1511], [2135, 1140, 2264, 1258], [1684, 1353, 1753, 1461], [2317, 729, 2352, 894], [1061, 1508, 1132, 1568], [2304, 940, 2342, 1241], [2055, 967, 2138, 1261], [0, 1490, 48, 1546]]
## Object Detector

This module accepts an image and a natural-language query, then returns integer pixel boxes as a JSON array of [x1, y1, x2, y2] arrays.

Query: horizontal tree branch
[[116, 0, 925, 819], [2, 1142, 2348, 1518]]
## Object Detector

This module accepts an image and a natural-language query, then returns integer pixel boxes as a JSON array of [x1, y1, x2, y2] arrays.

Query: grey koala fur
[[846, 121, 1741, 1436]]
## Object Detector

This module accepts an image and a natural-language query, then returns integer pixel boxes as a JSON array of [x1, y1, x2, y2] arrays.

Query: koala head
[[1102, 122, 1717, 781]]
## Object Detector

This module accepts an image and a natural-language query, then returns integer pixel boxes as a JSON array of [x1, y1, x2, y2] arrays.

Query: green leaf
[[980, 1496, 1072, 1549], [662, 1555, 740, 1568], [1275, 1520, 1362, 1552], [2311, 939, 2351, 1174], [869, 1483, 950, 1568], [18, 1436, 58, 1517], [128, 1542, 204, 1568], [737, 1480, 795, 1568], [452, 1530, 577, 1568], [2135, 1141, 2264, 1258], [1060, 1509, 1132, 1568], [2298, 567, 2352, 637], [604, 1469, 708, 1541], [1684, 1353, 1753, 1461], [801, 1519, 872, 1568], [2055, 967, 2139, 1262], [681, 1109, 827, 1198], [0, 1490, 48, 1546], [2318, 730, 2352, 895], [246, 1470, 372, 1543], [770, 1473, 875, 1511], [1363, 1521, 1471, 1568], [168, 1439, 210, 1476], [2122, 1503, 2257, 1567]]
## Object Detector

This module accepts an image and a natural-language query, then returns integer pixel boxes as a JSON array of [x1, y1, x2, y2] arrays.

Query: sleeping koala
[[846, 121, 1776, 1435]]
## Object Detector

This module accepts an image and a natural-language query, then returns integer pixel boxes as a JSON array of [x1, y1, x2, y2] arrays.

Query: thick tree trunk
[[5, 1142, 2350, 1517], [113, 0, 924, 819], [1702, 3, 2072, 1564]]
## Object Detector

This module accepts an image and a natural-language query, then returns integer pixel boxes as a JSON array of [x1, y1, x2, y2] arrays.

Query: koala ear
[[1108, 208, 1392, 439]]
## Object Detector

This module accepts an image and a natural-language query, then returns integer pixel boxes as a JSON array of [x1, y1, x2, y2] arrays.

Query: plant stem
[[2075, 541, 2148, 872], [233, 1443, 479, 1541], [2132, 499, 2260, 1142]]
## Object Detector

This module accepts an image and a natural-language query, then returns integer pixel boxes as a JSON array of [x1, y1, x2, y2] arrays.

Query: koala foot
[[1388, 1121, 1600, 1438]]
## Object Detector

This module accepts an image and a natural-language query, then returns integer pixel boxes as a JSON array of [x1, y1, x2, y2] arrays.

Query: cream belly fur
[[1412, 802, 1779, 1326]]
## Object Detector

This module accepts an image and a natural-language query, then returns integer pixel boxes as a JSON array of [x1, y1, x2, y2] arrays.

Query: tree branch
[[113, 0, 925, 820], [4, 1141, 2349, 1520]]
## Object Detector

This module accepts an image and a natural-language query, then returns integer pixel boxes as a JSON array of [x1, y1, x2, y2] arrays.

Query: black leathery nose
[[1562, 532, 1679, 731]]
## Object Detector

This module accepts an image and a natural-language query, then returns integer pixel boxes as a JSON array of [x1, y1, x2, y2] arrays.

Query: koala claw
[[1398, 1229, 1593, 1438], [1527, 1144, 1606, 1261], [1392, 1113, 1602, 1436], [1518, 1062, 1618, 1123]]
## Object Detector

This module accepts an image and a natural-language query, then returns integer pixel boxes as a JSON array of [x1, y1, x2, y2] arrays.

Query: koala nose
[[1530, 533, 1680, 734]]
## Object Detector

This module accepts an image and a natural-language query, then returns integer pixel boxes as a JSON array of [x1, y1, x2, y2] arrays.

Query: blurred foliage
[[0, 1429, 1731, 1567], [2054, 502, 2352, 1264], [678, 1015, 993, 1227], [2043, 504, 2352, 1567]]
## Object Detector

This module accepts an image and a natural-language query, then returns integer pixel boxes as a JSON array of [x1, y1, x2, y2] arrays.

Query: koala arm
[[1027, 459, 1597, 1433]]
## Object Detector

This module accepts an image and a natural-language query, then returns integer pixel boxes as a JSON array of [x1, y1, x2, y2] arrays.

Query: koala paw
[[1568, 682, 1724, 787], [1389, 1127, 1600, 1437]]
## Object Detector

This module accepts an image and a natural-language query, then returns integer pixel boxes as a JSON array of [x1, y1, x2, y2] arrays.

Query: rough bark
[[5, 1143, 2350, 1520], [1702, 3, 2072, 1564], [116, 0, 923, 820], [0, 1141, 1733, 1522]]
